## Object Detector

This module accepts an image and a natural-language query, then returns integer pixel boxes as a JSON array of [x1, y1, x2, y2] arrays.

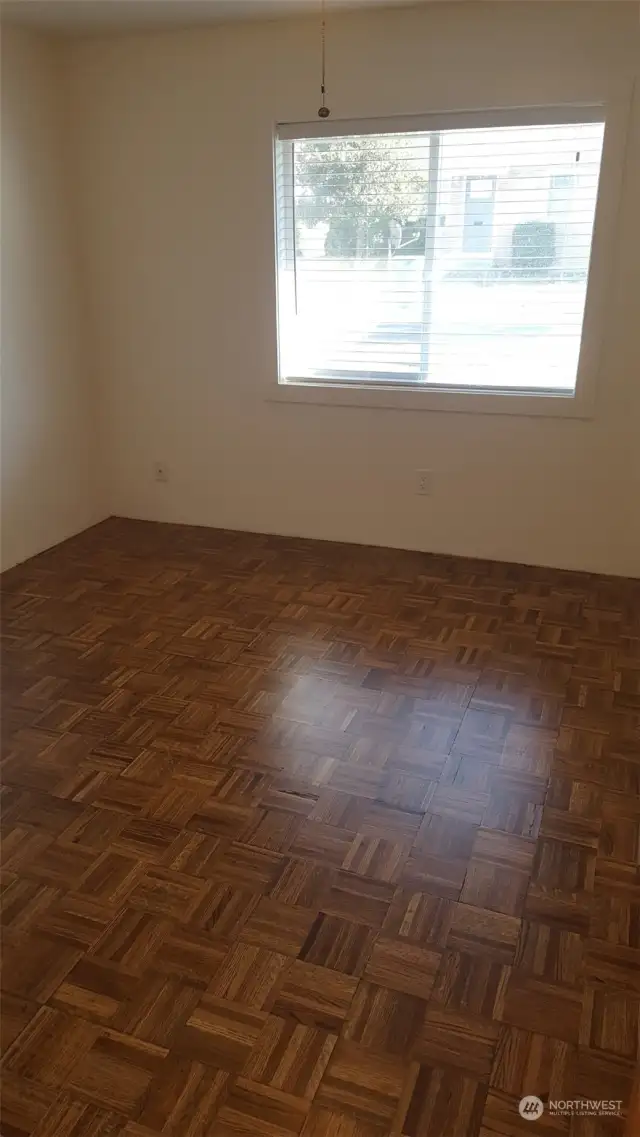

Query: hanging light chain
[[318, 0, 330, 118]]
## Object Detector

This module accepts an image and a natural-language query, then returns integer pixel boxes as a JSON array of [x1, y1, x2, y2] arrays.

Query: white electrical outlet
[[416, 469, 433, 495], [154, 463, 169, 483]]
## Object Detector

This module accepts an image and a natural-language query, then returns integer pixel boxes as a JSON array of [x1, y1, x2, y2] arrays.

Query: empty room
[[1, 0, 639, 1134]]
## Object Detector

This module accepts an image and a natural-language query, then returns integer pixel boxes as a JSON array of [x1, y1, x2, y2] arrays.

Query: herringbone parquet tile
[[1, 517, 639, 1137]]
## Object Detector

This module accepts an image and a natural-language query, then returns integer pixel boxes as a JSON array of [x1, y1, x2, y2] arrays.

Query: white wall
[[66, 2, 639, 576], [1, 27, 103, 572]]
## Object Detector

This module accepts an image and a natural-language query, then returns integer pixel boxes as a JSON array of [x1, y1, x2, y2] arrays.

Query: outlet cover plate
[[416, 469, 432, 495]]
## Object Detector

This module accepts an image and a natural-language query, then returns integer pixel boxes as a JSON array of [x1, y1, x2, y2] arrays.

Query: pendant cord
[[321, 0, 326, 106], [318, 0, 330, 117]]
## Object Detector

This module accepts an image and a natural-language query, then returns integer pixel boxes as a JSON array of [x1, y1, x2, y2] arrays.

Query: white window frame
[[271, 101, 629, 418]]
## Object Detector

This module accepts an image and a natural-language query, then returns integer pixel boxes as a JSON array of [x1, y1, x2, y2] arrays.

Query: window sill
[[268, 381, 594, 419]]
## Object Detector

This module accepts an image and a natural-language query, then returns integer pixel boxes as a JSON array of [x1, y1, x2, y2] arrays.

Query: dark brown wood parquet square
[[1, 517, 639, 1137]]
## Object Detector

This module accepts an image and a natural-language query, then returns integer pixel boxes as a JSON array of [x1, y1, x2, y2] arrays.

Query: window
[[274, 108, 606, 401]]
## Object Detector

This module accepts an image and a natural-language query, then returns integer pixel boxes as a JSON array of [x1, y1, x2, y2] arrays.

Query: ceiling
[[0, 0, 434, 35]]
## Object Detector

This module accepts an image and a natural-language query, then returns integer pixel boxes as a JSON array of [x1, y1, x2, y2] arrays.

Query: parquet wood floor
[[1, 517, 639, 1137]]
